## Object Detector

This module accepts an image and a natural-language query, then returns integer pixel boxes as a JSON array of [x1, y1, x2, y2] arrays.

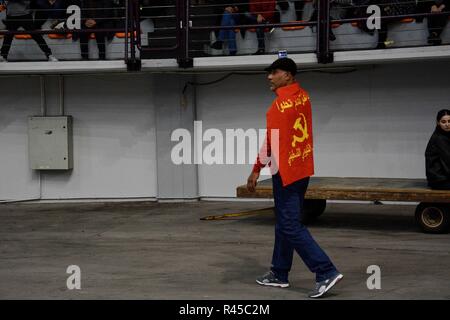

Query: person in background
[[209, 0, 248, 56], [34, 0, 69, 30], [73, 0, 118, 60], [245, 0, 277, 54], [0, 0, 58, 61], [425, 109, 450, 190], [425, 0, 449, 45], [376, 0, 418, 49]]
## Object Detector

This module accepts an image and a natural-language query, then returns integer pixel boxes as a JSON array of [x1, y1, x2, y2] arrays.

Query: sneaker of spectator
[[47, 54, 58, 62], [384, 39, 395, 47], [0, 55, 6, 62]]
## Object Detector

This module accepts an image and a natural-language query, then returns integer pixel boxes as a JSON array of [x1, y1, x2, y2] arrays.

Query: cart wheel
[[415, 203, 450, 234], [301, 199, 327, 224]]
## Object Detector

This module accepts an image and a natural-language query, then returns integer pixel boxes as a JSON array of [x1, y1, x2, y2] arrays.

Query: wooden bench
[[237, 177, 450, 234]]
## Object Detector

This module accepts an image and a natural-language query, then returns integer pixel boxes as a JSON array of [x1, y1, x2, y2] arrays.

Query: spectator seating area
[[205, 0, 450, 56], [0, 1, 449, 61], [0, 6, 153, 61]]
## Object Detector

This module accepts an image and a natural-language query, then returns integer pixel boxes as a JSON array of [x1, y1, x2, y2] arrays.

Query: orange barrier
[[331, 22, 341, 29], [401, 18, 414, 23], [114, 31, 137, 38], [14, 34, 32, 39], [48, 33, 72, 39], [282, 21, 306, 31]]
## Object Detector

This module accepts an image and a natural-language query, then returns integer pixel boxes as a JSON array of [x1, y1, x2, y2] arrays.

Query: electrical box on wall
[[28, 116, 73, 170]]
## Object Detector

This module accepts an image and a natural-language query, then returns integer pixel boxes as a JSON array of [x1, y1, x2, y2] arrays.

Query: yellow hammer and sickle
[[291, 113, 309, 147]]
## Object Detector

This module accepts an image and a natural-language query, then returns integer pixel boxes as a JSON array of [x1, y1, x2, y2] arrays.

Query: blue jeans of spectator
[[244, 14, 265, 51], [217, 12, 237, 54], [270, 173, 338, 282]]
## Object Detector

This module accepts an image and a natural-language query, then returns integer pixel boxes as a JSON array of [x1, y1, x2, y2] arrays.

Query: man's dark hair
[[264, 58, 298, 76]]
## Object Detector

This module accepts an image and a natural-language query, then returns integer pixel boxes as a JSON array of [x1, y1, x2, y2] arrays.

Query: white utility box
[[28, 116, 73, 170]]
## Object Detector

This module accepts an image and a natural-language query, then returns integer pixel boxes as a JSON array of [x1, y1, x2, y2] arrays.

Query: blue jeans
[[217, 12, 237, 54], [270, 173, 338, 282]]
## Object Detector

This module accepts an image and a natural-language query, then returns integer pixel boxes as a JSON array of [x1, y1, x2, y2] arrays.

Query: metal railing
[[0, 0, 449, 69]]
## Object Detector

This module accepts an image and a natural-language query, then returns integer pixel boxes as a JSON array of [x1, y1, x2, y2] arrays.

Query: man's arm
[[247, 131, 271, 192]]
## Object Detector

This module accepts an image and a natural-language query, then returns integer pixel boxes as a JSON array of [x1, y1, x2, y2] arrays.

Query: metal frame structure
[[0, 0, 449, 70]]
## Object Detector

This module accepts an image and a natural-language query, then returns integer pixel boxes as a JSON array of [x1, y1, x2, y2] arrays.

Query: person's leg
[[307, 7, 334, 40], [274, 174, 338, 282], [225, 14, 237, 54], [79, 30, 90, 60], [95, 31, 107, 60], [213, 11, 237, 54], [270, 173, 295, 282], [218, 11, 234, 41], [256, 26, 265, 52], [294, 0, 306, 21], [21, 15, 52, 58], [1, 16, 20, 59], [244, 13, 265, 53], [428, 14, 446, 44], [377, 20, 388, 48]]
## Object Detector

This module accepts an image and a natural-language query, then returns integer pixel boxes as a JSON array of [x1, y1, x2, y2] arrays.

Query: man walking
[[247, 57, 343, 298]]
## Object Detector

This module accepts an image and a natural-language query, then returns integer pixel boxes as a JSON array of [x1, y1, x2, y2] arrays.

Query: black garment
[[190, 0, 217, 58], [429, 180, 450, 190], [33, 0, 70, 29], [425, 0, 450, 44], [349, 0, 375, 35], [293, 0, 307, 20], [0, 13, 52, 59], [72, 0, 118, 59], [377, 0, 419, 48], [309, 3, 336, 41], [140, 0, 177, 59], [425, 127, 450, 189], [79, 28, 107, 59]]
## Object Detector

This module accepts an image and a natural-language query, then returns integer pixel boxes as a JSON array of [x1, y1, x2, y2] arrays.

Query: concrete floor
[[0, 200, 449, 300]]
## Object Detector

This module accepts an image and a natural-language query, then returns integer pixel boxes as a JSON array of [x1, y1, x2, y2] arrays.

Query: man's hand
[[431, 4, 444, 12], [257, 14, 265, 24], [247, 171, 260, 193], [85, 19, 96, 28], [225, 6, 234, 13]]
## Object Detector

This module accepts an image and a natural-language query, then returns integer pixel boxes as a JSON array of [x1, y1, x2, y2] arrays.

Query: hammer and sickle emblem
[[291, 113, 309, 147]]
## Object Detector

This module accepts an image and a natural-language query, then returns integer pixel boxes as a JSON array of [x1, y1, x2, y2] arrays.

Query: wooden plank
[[236, 177, 450, 203]]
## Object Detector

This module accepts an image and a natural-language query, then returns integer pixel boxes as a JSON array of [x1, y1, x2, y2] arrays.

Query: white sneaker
[[47, 55, 58, 62], [0, 56, 6, 62]]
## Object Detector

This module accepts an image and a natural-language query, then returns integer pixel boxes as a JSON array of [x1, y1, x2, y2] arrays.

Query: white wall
[[0, 74, 158, 201], [196, 61, 450, 197], [1, 60, 449, 201], [0, 76, 41, 201]]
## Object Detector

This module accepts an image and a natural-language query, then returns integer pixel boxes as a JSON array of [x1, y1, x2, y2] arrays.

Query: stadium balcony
[[0, 0, 449, 75]]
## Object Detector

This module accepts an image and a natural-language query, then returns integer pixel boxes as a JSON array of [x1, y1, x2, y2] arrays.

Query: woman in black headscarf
[[425, 109, 450, 190]]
